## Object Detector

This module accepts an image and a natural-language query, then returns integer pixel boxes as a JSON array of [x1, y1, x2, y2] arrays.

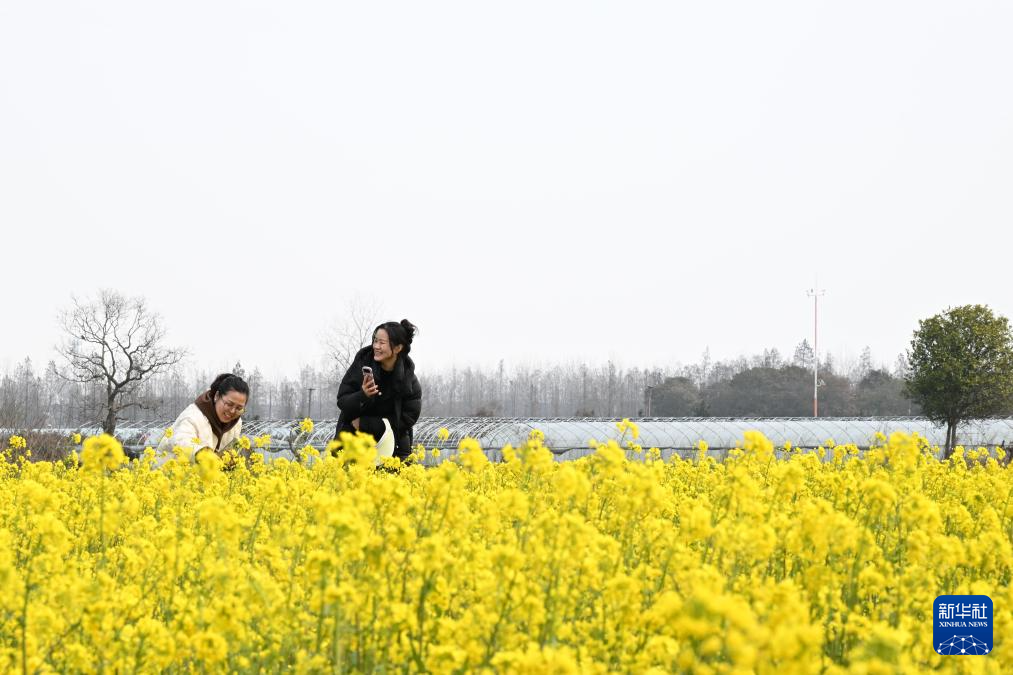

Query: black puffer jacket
[[334, 346, 422, 460]]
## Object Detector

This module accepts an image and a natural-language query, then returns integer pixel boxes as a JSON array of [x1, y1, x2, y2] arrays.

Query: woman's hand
[[351, 418, 360, 431], [361, 374, 380, 397]]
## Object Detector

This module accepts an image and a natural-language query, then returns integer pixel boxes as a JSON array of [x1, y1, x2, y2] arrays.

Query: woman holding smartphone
[[334, 319, 422, 462]]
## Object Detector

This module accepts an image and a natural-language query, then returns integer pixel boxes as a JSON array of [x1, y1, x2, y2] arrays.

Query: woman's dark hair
[[209, 373, 250, 399], [374, 319, 418, 357]]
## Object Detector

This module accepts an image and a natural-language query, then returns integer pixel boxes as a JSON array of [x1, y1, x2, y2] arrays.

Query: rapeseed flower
[[457, 437, 488, 471], [1, 429, 1010, 672], [80, 434, 125, 472]]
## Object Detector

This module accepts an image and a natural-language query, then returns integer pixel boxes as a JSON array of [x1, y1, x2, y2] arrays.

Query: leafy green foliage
[[905, 304, 1013, 452]]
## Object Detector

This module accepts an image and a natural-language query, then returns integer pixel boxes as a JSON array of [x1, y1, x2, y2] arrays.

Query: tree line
[[1, 288, 916, 429], [0, 346, 916, 431], [4, 291, 1013, 457]]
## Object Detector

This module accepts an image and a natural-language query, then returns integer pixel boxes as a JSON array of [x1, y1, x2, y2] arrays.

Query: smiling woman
[[157, 373, 250, 459], [334, 320, 422, 462]]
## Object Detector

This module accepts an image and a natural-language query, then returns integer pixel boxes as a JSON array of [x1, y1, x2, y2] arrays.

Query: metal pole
[[806, 286, 825, 417], [814, 293, 819, 417], [307, 388, 315, 419]]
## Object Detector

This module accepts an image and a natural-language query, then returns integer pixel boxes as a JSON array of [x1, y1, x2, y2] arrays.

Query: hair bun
[[400, 319, 418, 342]]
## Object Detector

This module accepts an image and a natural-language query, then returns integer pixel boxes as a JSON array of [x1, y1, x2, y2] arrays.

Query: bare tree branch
[[322, 295, 383, 375], [56, 289, 186, 435]]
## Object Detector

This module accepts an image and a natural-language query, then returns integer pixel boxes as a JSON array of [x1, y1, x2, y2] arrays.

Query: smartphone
[[362, 366, 373, 380]]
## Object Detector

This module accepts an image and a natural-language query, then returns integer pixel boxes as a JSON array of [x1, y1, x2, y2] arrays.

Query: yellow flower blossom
[[0, 429, 1009, 672], [617, 418, 640, 440], [298, 444, 319, 463], [80, 434, 125, 472], [457, 437, 488, 471]]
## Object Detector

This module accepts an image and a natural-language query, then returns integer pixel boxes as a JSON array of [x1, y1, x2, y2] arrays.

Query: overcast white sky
[[2, 1, 1012, 379]]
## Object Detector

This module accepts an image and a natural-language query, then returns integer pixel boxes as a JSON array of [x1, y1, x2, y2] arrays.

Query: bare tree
[[57, 289, 186, 435], [322, 295, 383, 374]]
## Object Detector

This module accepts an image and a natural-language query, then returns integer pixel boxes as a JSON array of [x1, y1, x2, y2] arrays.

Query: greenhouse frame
[[28, 416, 1013, 462]]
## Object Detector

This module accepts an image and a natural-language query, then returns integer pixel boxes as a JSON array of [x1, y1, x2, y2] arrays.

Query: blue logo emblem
[[934, 595, 992, 655]]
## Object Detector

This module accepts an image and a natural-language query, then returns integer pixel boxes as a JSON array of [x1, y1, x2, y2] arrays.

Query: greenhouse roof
[[32, 416, 1013, 461]]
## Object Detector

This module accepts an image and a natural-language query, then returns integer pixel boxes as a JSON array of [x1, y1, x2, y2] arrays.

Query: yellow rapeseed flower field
[[1, 427, 1010, 673]]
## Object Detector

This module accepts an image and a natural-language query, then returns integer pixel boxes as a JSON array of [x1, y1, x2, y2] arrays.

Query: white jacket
[[157, 403, 243, 460]]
